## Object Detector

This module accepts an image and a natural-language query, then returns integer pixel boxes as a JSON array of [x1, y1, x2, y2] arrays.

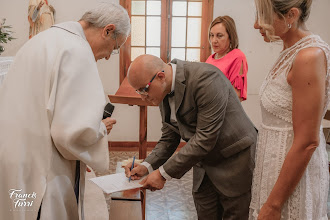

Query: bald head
[[127, 54, 165, 88], [127, 54, 172, 105]]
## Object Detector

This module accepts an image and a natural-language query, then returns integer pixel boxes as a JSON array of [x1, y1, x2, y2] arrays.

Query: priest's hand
[[102, 117, 116, 134], [140, 169, 166, 191], [125, 164, 148, 180]]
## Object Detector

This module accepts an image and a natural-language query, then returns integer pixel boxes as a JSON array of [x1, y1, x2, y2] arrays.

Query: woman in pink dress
[[206, 16, 248, 101]]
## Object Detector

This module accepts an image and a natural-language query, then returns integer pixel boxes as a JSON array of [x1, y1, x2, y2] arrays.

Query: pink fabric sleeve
[[228, 56, 248, 100]]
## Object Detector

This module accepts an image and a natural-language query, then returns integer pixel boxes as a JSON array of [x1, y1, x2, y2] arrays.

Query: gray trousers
[[192, 175, 251, 220]]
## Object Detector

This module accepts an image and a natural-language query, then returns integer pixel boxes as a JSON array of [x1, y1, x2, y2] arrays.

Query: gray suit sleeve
[[144, 121, 181, 170], [163, 70, 229, 178]]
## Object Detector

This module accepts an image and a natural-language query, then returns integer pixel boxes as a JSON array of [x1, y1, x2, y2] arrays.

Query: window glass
[[132, 1, 145, 15], [171, 17, 186, 47], [131, 16, 146, 46], [188, 2, 202, 16], [172, 1, 187, 16], [146, 16, 161, 46], [187, 18, 201, 47], [131, 47, 146, 61], [125, 0, 209, 67], [146, 47, 160, 57], [171, 48, 185, 60], [147, 1, 161, 15], [186, 48, 200, 61]]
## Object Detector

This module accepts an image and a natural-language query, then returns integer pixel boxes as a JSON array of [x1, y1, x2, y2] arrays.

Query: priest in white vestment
[[0, 3, 130, 220]]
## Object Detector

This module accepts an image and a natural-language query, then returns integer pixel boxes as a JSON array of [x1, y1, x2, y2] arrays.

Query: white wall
[[0, 0, 329, 140]]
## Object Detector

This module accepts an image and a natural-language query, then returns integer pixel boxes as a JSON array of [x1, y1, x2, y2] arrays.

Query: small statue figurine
[[28, 0, 55, 39]]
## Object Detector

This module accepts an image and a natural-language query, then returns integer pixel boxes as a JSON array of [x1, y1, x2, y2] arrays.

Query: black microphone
[[103, 103, 115, 119]]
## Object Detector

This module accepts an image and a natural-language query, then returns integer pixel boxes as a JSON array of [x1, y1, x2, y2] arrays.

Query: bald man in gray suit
[[125, 54, 257, 220]]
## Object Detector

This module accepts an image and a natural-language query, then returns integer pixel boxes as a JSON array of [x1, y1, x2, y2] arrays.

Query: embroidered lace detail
[[261, 82, 293, 123], [260, 35, 330, 123], [249, 35, 330, 220]]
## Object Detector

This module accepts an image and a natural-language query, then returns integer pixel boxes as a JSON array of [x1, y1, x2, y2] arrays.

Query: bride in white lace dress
[[249, 0, 330, 219]]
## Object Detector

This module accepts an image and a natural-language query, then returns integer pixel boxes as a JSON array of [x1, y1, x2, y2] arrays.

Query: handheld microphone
[[103, 103, 115, 119]]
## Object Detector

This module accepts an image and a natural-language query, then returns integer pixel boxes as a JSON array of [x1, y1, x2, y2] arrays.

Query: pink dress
[[206, 49, 248, 100]]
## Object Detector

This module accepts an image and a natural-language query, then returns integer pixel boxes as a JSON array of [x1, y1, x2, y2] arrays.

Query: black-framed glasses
[[136, 70, 164, 96], [111, 36, 120, 55]]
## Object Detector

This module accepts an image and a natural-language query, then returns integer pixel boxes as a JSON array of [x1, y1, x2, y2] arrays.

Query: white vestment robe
[[0, 21, 110, 220]]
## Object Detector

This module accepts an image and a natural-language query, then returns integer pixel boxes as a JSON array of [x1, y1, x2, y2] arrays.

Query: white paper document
[[89, 173, 145, 194]]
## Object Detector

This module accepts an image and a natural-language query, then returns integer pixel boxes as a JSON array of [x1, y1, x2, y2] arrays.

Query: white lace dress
[[249, 35, 330, 220]]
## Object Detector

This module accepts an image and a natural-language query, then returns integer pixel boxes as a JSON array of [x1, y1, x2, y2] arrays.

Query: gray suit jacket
[[144, 59, 257, 197]]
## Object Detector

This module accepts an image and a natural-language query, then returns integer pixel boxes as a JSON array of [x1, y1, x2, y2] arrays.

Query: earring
[[288, 23, 292, 29]]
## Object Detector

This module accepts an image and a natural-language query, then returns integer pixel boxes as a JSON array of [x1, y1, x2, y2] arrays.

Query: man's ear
[[102, 24, 116, 37], [157, 70, 166, 81]]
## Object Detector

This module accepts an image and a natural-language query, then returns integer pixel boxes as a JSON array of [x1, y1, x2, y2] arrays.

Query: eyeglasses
[[136, 70, 164, 96], [111, 36, 120, 55]]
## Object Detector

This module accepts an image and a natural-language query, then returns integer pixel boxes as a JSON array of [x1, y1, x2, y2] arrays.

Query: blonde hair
[[254, 0, 312, 41], [208, 15, 239, 51]]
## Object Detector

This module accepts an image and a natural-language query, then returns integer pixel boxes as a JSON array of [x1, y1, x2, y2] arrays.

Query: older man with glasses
[[0, 2, 130, 220], [125, 54, 257, 220]]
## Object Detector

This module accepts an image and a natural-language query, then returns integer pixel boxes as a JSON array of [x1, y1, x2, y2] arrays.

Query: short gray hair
[[80, 2, 130, 37]]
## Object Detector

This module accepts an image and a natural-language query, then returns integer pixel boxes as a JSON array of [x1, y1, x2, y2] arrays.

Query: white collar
[[169, 63, 176, 93]]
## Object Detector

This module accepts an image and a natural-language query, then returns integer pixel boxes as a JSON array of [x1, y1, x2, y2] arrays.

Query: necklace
[[215, 53, 227, 60]]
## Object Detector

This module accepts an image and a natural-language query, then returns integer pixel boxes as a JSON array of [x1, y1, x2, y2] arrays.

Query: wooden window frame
[[119, 0, 214, 84]]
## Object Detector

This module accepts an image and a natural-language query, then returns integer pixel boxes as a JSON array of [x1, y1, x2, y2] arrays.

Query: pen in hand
[[128, 156, 135, 182]]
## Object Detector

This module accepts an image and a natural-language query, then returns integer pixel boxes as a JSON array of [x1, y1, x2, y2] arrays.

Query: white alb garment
[[0, 22, 110, 220], [249, 35, 330, 220]]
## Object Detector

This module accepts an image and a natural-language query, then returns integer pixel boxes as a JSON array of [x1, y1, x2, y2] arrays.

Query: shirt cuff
[[140, 162, 153, 174], [159, 165, 172, 181]]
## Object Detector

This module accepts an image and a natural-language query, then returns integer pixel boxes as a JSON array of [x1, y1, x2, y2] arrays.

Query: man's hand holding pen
[[125, 163, 166, 192], [124, 163, 148, 181], [128, 156, 136, 182]]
